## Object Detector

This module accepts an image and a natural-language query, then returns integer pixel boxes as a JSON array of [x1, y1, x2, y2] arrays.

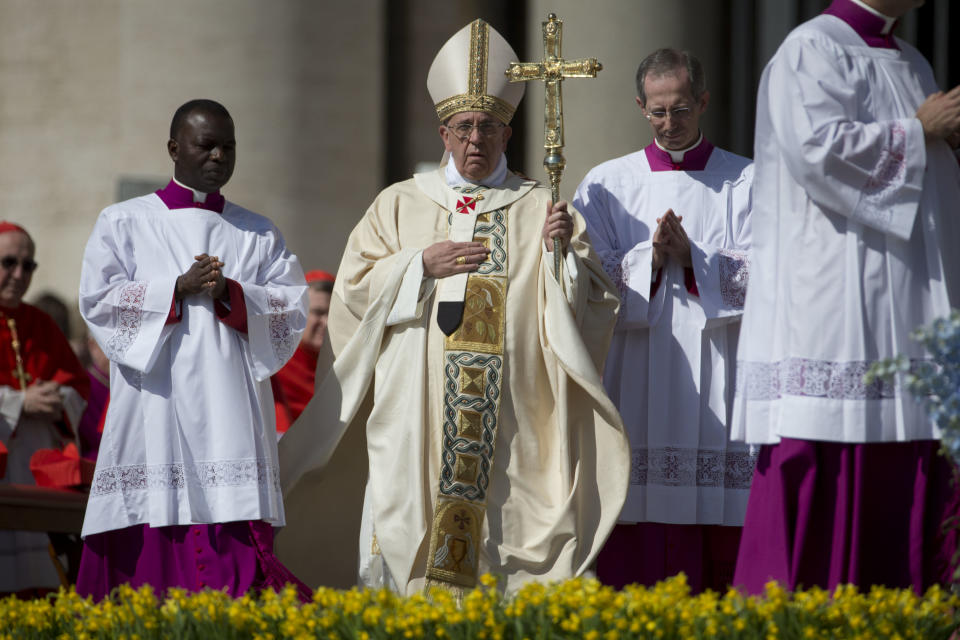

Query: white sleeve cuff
[[619, 242, 659, 328], [60, 386, 87, 436], [387, 251, 436, 326], [545, 249, 579, 302], [0, 387, 24, 440]]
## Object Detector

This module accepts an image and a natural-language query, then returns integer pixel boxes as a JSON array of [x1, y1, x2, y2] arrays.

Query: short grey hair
[[635, 48, 706, 106]]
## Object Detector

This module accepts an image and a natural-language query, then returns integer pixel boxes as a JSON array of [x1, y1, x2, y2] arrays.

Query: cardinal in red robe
[[271, 269, 334, 434], [0, 221, 90, 595]]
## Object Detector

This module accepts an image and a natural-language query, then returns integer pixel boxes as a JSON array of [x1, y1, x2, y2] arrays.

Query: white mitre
[[427, 19, 525, 124]]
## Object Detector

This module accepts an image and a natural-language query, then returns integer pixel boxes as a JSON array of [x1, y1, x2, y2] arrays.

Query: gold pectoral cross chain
[[4, 316, 31, 390]]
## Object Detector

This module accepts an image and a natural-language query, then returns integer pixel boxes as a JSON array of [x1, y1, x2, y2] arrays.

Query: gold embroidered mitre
[[427, 19, 525, 124]]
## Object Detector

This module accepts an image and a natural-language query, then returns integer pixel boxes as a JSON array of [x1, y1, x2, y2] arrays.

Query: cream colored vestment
[[280, 168, 629, 594]]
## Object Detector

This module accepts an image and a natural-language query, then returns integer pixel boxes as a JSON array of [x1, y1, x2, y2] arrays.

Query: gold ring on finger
[[455, 256, 466, 265]]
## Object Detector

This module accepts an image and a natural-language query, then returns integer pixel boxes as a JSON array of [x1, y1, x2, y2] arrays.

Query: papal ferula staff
[[505, 12, 603, 281], [280, 18, 630, 595]]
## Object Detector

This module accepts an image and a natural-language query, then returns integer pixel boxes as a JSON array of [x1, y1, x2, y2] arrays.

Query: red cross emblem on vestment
[[456, 196, 477, 214]]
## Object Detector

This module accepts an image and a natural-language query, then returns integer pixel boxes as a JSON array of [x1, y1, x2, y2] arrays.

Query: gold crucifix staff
[[506, 13, 602, 281]]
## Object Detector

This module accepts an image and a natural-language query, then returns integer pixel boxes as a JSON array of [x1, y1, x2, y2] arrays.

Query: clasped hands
[[22, 380, 64, 421], [175, 254, 228, 301], [422, 201, 573, 279], [917, 85, 960, 148], [652, 208, 692, 272]]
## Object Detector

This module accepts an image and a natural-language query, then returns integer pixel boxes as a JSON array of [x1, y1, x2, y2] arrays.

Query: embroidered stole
[[425, 185, 508, 590]]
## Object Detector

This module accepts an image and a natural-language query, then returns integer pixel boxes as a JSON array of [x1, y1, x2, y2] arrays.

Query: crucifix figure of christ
[[505, 13, 602, 281]]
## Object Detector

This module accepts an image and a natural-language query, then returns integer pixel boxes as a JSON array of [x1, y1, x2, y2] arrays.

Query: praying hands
[[916, 85, 960, 145], [652, 208, 692, 271], [175, 253, 228, 301]]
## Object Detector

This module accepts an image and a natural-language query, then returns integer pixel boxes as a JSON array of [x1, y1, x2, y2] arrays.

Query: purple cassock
[[732, 0, 959, 595], [643, 137, 715, 172], [734, 438, 957, 594], [75, 180, 311, 602], [76, 520, 310, 601], [598, 522, 742, 594]]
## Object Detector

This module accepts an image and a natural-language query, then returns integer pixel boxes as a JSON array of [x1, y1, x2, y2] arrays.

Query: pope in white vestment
[[279, 19, 629, 596], [732, 0, 960, 593], [574, 48, 754, 593], [76, 100, 310, 600]]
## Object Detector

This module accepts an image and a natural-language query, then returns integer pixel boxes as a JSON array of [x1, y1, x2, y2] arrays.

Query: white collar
[[654, 132, 704, 163], [173, 176, 209, 203], [444, 153, 508, 188], [849, 0, 897, 34]]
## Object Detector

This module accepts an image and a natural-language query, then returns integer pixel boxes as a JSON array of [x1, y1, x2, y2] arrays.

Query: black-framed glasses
[[446, 121, 505, 142], [0, 256, 38, 273], [645, 107, 692, 123]]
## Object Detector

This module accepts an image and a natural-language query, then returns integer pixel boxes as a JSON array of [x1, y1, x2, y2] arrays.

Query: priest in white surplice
[[574, 48, 754, 594], [279, 19, 629, 596], [732, 0, 960, 594], [76, 100, 311, 600]]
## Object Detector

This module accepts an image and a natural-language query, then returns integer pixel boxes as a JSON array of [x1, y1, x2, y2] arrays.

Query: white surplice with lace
[[574, 146, 754, 526], [731, 15, 960, 445], [78, 195, 307, 537]]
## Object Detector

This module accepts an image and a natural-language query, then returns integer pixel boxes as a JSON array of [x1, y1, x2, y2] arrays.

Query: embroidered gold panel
[[426, 499, 484, 588], [426, 186, 508, 590], [437, 351, 502, 501], [444, 279, 506, 355], [467, 19, 489, 97]]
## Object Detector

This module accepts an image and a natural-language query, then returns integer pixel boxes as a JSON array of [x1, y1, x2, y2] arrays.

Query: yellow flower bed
[[1, 574, 958, 639]]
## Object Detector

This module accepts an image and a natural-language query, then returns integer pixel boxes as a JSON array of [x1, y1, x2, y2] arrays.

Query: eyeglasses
[[0, 256, 38, 273], [445, 121, 505, 142], [645, 107, 692, 123]]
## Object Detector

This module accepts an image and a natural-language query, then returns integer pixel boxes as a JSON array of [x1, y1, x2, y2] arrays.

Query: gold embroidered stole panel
[[425, 185, 508, 589]]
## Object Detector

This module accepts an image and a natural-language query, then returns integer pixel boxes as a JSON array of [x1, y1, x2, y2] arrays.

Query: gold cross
[[506, 13, 602, 280]]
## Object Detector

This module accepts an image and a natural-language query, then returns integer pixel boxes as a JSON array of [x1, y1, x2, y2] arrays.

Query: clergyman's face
[[168, 110, 236, 192], [639, 68, 708, 151], [439, 111, 512, 182], [0, 231, 35, 309], [300, 287, 331, 352]]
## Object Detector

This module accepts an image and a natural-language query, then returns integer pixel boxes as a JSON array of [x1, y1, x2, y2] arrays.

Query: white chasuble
[[79, 195, 307, 537], [574, 146, 755, 526], [733, 16, 960, 446], [279, 168, 629, 595]]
